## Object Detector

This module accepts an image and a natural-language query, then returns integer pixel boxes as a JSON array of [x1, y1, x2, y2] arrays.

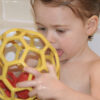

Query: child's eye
[[37, 27, 46, 31], [56, 29, 66, 34]]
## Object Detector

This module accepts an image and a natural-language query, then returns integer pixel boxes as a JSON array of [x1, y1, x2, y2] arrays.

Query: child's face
[[34, 0, 89, 62]]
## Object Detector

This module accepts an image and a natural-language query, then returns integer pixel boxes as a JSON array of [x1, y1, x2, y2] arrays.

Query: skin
[[17, 0, 100, 100]]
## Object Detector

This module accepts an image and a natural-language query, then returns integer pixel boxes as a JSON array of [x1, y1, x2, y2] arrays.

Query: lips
[[56, 49, 64, 57]]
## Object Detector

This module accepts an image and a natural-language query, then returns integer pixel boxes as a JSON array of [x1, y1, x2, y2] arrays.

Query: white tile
[[2, 0, 34, 23]]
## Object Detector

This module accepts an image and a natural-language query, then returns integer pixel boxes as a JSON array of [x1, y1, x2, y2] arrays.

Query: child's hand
[[16, 63, 64, 100]]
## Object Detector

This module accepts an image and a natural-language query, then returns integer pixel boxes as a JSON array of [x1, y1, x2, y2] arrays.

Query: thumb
[[46, 63, 57, 78]]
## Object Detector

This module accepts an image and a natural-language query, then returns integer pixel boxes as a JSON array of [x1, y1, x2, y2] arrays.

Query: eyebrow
[[36, 22, 69, 27]]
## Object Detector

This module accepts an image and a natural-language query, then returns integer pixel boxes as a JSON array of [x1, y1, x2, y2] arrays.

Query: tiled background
[[0, 0, 36, 32], [0, 0, 100, 55]]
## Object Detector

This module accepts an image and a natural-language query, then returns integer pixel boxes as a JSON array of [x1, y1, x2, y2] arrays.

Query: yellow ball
[[0, 28, 60, 100]]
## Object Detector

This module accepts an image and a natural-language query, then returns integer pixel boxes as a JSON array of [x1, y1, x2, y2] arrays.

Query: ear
[[85, 15, 99, 36]]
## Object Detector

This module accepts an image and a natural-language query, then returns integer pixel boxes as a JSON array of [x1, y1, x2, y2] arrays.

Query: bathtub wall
[[0, 0, 36, 34], [0, 0, 100, 56]]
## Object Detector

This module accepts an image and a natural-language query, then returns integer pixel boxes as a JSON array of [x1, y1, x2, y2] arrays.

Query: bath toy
[[0, 28, 60, 100]]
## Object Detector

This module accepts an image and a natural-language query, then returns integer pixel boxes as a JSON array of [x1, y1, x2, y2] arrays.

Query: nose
[[46, 32, 55, 43]]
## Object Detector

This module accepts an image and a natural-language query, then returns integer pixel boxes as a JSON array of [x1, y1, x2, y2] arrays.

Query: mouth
[[56, 49, 64, 57]]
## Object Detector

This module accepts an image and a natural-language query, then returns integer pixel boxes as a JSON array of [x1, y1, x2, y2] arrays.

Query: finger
[[29, 89, 37, 97], [46, 63, 57, 78], [16, 80, 37, 88], [24, 67, 41, 78]]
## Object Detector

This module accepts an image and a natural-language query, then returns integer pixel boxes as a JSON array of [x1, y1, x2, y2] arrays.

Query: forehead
[[33, 0, 81, 25], [34, 0, 75, 15]]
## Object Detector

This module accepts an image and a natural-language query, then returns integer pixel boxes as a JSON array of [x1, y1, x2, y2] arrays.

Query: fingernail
[[23, 67, 29, 71], [28, 92, 32, 97], [16, 83, 19, 87], [46, 62, 50, 66]]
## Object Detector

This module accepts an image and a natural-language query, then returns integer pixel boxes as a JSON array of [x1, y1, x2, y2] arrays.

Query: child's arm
[[16, 63, 100, 100]]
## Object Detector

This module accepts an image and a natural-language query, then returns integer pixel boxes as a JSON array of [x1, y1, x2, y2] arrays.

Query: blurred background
[[0, 0, 35, 31], [0, 0, 100, 56]]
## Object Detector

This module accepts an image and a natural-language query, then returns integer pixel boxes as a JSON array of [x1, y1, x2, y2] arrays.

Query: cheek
[[58, 37, 74, 51], [58, 33, 87, 53]]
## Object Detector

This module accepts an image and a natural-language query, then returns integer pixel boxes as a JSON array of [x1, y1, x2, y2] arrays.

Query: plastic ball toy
[[0, 28, 60, 100]]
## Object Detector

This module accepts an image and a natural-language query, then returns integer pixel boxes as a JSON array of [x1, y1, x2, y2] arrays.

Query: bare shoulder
[[90, 57, 100, 78], [89, 57, 100, 98]]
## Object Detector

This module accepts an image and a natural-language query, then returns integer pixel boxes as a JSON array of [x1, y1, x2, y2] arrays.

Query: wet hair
[[31, 0, 100, 40]]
